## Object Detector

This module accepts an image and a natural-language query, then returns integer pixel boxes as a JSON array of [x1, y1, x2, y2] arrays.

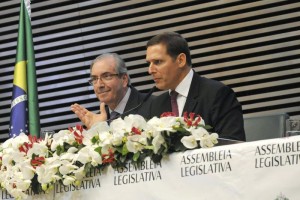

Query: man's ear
[[177, 53, 187, 68], [122, 74, 129, 87]]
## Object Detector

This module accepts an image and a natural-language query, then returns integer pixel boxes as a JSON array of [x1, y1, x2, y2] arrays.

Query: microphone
[[216, 138, 244, 146], [107, 86, 158, 122]]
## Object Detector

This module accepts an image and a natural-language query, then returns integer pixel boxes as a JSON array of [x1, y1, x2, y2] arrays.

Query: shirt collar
[[109, 87, 131, 114], [169, 69, 193, 97]]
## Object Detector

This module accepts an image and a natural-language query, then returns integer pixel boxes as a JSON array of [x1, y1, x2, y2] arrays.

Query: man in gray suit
[[71, 53, 151, 129], [145, 32, 245, 141]]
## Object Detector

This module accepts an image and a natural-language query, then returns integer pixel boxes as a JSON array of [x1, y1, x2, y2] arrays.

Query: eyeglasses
[[88, 73, 120, 85]]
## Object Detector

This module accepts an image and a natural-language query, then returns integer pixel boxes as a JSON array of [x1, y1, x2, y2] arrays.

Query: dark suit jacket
[[106, 86, 153, 120], [147, 73, 245, 141]]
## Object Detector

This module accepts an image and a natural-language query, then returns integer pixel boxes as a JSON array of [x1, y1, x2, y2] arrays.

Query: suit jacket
[[148, 73, 245, 141], [106, 86, 153, 120]]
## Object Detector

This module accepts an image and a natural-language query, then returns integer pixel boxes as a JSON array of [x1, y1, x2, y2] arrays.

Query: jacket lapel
[[183, 73, 200, 114], [124, 86, 143, 114]]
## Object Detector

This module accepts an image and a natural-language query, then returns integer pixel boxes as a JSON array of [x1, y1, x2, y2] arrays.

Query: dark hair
[[146, 32, 192, 66]]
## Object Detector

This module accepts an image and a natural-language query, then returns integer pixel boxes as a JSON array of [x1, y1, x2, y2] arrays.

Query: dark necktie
[[170, 91, 179, 116], [110, 111, 120, 121]]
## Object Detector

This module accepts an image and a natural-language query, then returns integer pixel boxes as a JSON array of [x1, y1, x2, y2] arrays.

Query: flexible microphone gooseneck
[[107, 86, 158, 123]]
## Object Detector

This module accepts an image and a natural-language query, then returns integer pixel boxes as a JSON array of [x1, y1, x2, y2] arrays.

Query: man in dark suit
[[71, 53, 151, 129], [145, 32, 245, 141]]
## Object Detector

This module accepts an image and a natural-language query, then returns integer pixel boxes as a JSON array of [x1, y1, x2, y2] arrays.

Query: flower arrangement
[[0, 112, 218, 199]]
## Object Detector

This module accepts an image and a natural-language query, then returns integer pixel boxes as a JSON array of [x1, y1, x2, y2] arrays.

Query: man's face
[[91, 58, 128, 109], [146, 44, 182, 90]]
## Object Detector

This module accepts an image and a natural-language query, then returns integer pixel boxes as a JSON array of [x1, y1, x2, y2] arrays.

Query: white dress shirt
[[169, 69, 193, 116]]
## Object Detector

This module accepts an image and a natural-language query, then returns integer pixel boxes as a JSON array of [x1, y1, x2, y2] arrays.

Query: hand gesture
[[70, 102, 107, 129]]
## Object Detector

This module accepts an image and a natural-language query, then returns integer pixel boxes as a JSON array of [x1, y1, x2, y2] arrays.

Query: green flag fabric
[[9, 0, 40, 137]]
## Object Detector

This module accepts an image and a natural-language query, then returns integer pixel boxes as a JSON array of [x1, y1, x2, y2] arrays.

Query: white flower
[[126, 135, 147, 153], [96, 131, 114, 154], [19, 160, 35, 180], [190, 127, 209, 140], [110, 114, 147, 135], [2, 151, 25, 167], [110, 118, 129, 133], [111, 131, 124, 146], [85, 122, 110, 146], [75, 146, 102, 166], [181, 135, 197, 149], [7, 186, 28, 200], [89, 121, 110, 133], [59, 160, 78, 175], [152, 133, 165, 154], [200, 133, 219, 148], [75, 148, 90, 165], [90, 151, 103, 166], [147, 116, 179, 136], [14, 177, 31, 192], [73, 166, 85, 180], [51, 129, 75, 151], [99, 131, 113, 146], [36, 156, 61, 184], [60, 147, 78, 161], [211, 133, 219, 143], [2, 169, 31, 200], [2, 133, 28, 150], [27, 142, 49, 158], [124, 114, 148, 130], [62, 175, 76, 185]]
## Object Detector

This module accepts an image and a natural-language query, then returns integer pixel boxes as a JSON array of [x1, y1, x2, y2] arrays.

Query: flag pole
[[24, 0, 40, 137]]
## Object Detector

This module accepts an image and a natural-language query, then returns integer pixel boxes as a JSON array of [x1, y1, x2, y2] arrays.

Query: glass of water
[[40, 129, 55, 139], [285, 119, 300, 137]]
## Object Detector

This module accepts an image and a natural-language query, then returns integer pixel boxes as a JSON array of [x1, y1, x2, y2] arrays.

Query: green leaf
[[115, 145, 123, 153], [31, 153, 37, 159], [201, 125, 213, 130], [151, 154, 163, 164], [133, 152, 140, 162], [94, 147, 102, 154], [56, 145, 64, 156], [157, 145, 166, 155], [173, 126, 186, 133], [144, 145, 154, 150], [91, 135, 99, 144], [122, 144, 129, 156], [84, 162, 92, 174], [31, 174, 41, 194]]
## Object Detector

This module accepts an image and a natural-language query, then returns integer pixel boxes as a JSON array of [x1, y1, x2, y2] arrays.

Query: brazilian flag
[[9, 0, 40, 138]]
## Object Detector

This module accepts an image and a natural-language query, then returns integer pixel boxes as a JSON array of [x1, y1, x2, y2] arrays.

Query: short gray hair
[[90, 53, 131, 84]]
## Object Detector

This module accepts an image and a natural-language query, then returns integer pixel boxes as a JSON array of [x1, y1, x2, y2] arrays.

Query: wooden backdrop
[[1, 0, 299, 141]]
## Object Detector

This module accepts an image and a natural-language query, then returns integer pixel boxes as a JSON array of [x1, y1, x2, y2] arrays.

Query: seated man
[[145, 32, 245, 141], [71, 53, 152, 129]]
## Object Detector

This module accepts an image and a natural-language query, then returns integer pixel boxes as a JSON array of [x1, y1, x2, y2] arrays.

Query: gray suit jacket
[[147, 73, 245, 141]]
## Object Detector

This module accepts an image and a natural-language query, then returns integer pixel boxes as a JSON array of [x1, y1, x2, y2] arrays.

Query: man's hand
[[71, 102, 107, 129]]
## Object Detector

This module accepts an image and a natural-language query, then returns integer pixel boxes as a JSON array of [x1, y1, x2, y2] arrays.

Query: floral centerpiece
[[0, 112, 218, 199]]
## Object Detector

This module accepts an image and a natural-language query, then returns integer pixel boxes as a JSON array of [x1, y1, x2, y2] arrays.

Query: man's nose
[[94, 78, 105, 86], [148, 63, 156, 74]]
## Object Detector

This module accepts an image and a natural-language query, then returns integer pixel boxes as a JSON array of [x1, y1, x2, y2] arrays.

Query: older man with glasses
[[71, 53, 153, 129]]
